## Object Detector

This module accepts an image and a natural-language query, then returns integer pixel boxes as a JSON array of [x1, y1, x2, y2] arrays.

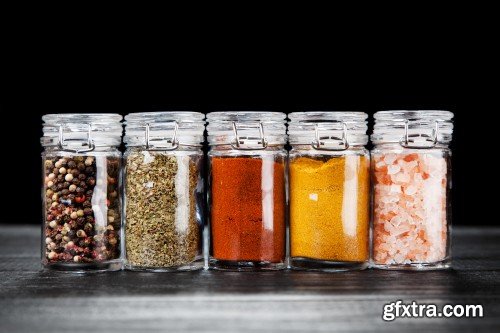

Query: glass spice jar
[[123, 112, 205, 271], [207, 112, 287, 271], [41, 114, 123, 272], [288, 112, 370, 271], [371, 110, 454, 270]]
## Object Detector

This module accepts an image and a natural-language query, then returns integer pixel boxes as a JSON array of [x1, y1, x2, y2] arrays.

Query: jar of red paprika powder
[[207, 112, 287, 271]]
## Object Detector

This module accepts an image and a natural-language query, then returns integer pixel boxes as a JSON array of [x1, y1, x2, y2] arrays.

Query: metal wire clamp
[[231, 121, 268, 150], [58, 124, 95, 153], [399, 119, 440, 149], [311, 122, 350, 151], [145, 121, 179, 150]]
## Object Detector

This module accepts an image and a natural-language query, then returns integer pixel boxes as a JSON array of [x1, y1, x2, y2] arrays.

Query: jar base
[[371, 259, 451, 271], [43, 260, 122, 273], [290, 257, 369, 272], [209, 258, 286, 271], [124, 259, 204, 272]]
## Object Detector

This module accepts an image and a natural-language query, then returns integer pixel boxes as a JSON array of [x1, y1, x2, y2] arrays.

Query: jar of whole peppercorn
[[207, 112, 287, 271], [41, 114, 123, 272], [288, 112, 370, 271], [123, 112, 205, 271]]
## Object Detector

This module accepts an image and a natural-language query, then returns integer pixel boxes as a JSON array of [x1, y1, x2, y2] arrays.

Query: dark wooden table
[[0, 225, 499, 332]]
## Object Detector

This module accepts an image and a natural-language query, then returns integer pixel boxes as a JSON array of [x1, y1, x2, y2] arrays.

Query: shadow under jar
[[41, 114, 123, 272], [123, 112, 205, 272], [207, 112, 287, 271], [371, 110, 454, 270], [288, 112, 370, 271]]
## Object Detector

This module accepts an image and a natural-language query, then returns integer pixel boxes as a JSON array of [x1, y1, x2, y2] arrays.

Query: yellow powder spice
[[290, 155, 369, 261]]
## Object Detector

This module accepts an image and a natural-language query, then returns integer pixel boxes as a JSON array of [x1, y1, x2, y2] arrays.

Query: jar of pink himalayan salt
[[371, 110, 453, 270]]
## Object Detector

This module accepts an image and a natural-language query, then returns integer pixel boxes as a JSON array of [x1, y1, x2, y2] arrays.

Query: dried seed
[[125, 151, 200, 268]]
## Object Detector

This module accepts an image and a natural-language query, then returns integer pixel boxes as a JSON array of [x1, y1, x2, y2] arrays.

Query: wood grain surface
[[0, 225, 499, 332]]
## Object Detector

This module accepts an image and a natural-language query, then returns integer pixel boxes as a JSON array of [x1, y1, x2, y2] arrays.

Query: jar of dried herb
[[41, 114, 123, 272], [371, 110, 453, 270], [124, 112, 205, 271], [207, 112, 287, 271], [288, 112, 370, 271]]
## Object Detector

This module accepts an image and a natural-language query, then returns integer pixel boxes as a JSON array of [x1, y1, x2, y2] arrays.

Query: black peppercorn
[[53, 168, 59, 175], [85, 166, 94, 174], [87, 177, 96, 186], [56, 183, 64, 191], [63, 181, 70, 188], [76, 187, 84, 194], [68, 161, 76, 168], [72, 178, 80, 185], [77, 217, 85, 226], [77, 162, 85, 171], [78, 174, 86, 181], [57, 174, 64, 181], [83, 208, 93, 216], [86, 189, 93, 196], [61, 189, 69, 196], [83, 201, 92, 208], [86, 216, 94, 223], [71, 169, 80, 177]]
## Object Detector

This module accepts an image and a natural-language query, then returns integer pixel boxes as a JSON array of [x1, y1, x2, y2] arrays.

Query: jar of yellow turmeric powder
[[288, 112, 370, 271]]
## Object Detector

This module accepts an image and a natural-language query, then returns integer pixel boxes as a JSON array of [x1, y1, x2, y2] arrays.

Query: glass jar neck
[[124, 112, 205, 148], [206, 111, 287, 147], [290, 145, 368, 157], [43, 146, 120, 153], [372, 142, 450, 150], [209, 144, 285, 152], [126, 145, 202, 152], [372, 110, 453, 146]]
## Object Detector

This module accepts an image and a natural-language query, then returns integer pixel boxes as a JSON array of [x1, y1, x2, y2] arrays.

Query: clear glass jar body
[[124, 147, 204, 271], [371, 143, 451, 270], [289, 145, 370, 271], [208, 146, 287, 271], [42, 147, 122, 272]]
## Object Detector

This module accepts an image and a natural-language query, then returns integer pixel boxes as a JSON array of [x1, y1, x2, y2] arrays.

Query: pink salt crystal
[[394, 253, 405, 264], [393, 172, 410, 183], [390, 184, 401, 193], [384, 154, 397, 165], [373, 152, 448, 266], [404, 185, 417, 196], [406, 160, 418, 169], [387, 164, 401, 175]]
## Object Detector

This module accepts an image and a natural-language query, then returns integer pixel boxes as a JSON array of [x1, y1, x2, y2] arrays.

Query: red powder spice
[[210, 156, 286, 262]]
